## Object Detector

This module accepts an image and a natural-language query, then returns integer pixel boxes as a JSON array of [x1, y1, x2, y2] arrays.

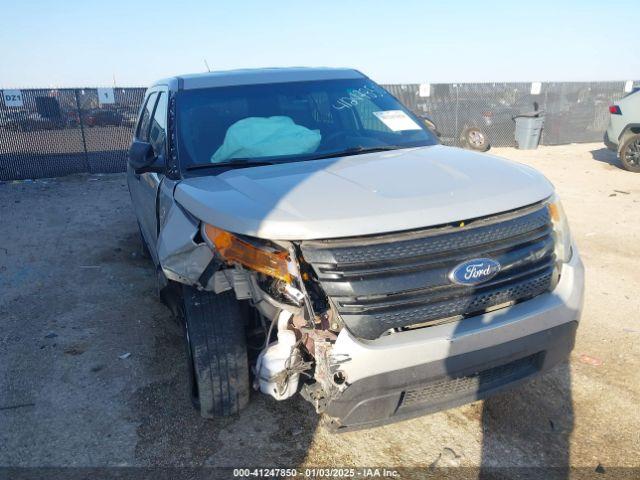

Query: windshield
[[176, 78, 437, 170]]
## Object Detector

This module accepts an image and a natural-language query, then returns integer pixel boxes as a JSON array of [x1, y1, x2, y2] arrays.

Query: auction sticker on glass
[[373, 110, 421, 131]]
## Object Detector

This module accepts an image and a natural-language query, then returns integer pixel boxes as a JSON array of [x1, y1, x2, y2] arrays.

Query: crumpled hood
[[175, 145, 554, 240]]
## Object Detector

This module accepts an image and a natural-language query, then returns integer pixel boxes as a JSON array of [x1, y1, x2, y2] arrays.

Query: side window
[[136, 92, 158, 141], [148, 92, 167, 157]]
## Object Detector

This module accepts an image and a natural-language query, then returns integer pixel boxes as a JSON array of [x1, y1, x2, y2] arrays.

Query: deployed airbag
[[211, 116, 321, 163]]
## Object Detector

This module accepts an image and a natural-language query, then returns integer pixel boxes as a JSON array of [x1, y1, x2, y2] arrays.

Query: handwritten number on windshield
[[331, 85, 382, 111]]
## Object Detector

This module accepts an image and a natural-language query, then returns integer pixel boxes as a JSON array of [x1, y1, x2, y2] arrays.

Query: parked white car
[[605, 88, 640, 172]]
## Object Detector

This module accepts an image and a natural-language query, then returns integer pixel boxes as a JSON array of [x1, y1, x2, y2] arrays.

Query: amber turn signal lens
[[548, 202, 561, 222], [546, 196, 572, 264], [203, 224, 292, 283]]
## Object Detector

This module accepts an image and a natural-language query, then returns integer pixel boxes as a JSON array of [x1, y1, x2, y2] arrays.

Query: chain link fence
[[0, 82, 637, 180], [0, 88, 144, 180], [383, 81, 637, 148]]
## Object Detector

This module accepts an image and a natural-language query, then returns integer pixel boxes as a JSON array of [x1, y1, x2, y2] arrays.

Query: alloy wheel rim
[[624, 138, 640, 166], [469, 130, 485, 146]]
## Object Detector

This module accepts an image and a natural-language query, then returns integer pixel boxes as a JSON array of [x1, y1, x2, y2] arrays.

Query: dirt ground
[[0, 143, 639, 474]]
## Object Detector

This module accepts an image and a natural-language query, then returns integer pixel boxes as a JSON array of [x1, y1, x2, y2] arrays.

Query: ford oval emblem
[[449, 258, 501, 285]]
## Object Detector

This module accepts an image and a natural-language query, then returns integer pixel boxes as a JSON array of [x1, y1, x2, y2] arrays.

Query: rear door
[[127, 88, 168, 262]]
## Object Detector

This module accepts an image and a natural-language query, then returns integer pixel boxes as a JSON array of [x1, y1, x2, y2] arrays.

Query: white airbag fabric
[[211, 116, 321, 163]]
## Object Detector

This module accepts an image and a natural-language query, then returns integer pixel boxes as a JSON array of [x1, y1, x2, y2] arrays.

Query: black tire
[[619, 133, 640, 173], [461, 127, 490, 152], [181, 286, 250, 418], [181, 316, 200, 409]]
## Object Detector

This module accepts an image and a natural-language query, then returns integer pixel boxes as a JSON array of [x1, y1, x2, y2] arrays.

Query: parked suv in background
[[605, 89, 640, 172], [127, 68, 584, 430], [414, 104, 496, 152]]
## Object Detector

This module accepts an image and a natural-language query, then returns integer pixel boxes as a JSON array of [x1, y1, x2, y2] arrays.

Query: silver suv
[[605, 89, 640, 172], [127, 68, 584, 430]]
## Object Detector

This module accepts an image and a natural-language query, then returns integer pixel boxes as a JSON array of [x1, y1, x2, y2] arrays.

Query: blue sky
[[1, 0, 638, 87]]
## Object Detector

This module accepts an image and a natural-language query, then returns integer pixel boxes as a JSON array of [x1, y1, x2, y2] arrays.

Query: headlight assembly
[[202, 224, 293, 283], [546, 194, 572, 264]]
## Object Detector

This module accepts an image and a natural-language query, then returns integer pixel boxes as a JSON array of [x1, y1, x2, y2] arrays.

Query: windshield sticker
[[373, 110, 421, 131], [331, 85, 382, 111]]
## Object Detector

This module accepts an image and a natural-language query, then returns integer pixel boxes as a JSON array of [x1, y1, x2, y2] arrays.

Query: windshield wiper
[[186, 145, 410, 171], [304, 145, 404, 161], [186, 159, 274, 171]]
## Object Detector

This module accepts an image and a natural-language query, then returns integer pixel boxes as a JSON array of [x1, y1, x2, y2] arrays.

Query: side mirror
[[128, 140, 163, 174], [418, 115, 441, 138]]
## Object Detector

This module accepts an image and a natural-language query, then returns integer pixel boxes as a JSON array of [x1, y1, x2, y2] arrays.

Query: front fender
[[157, 202, 213, 285]]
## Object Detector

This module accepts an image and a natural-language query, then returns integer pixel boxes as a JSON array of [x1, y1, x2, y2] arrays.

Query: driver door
[[127, 87, 168, 263]]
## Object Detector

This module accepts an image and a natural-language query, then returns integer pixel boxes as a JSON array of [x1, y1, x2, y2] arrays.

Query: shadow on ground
[[479, 364, 573, 477], [590, 147, 622, 169]]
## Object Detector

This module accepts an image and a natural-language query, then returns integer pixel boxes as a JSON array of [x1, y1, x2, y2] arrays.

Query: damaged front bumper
[[323, 250, 584, 431], [155, 199, 585, 431]]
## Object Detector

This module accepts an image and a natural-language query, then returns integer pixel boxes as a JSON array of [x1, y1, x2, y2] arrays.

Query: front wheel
[[181, 286, 250, 418], [461, 127, 490, 152], [619, 133, 640, 173]]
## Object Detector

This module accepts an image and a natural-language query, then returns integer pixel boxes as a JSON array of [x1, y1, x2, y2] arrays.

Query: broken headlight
[[546, 194, 572, 264], [202, 224, 293, 283]]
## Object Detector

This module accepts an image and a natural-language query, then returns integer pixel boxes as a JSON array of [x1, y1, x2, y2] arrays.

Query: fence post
[[74, 89, 90, 173], [454, 84, 459, 146]]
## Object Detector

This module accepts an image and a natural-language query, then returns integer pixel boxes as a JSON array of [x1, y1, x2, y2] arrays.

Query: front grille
[[400, 353, 542, 408], [300, 202, 557, 340]]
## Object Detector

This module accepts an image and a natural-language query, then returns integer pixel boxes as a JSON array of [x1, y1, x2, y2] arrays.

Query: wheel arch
[[618, 124, 640, 150]]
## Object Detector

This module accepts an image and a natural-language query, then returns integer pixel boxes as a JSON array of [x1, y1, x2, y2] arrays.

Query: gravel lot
[[1, 143, 639, 474]]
